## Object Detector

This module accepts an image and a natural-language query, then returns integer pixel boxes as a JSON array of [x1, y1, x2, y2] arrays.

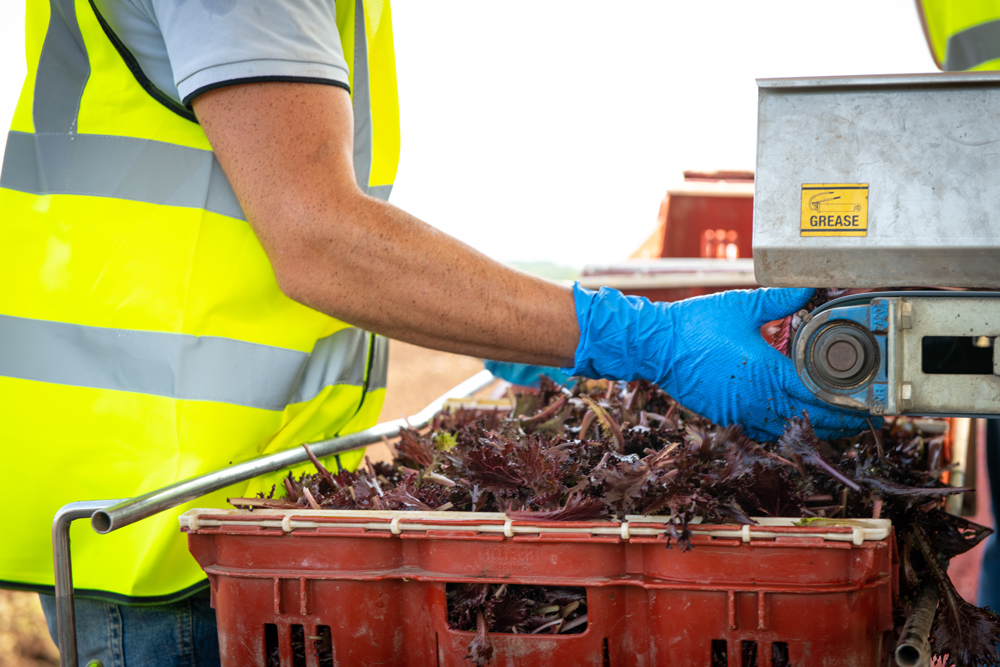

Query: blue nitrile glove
[[567, 284, 879, 441], [484, 360, 573, 387]]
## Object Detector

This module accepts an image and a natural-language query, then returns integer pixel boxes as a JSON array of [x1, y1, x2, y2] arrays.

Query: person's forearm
[[270, 190, 579, 366]]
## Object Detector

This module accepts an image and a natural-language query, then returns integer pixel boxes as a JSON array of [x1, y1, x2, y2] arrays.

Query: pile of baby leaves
[[232, 377, 999, 667]]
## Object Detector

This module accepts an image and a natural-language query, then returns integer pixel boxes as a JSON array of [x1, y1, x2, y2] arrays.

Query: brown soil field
[[0, 591, 57, 667]]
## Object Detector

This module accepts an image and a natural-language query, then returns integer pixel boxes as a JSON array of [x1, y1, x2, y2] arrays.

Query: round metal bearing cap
[[811, 324, 878, 389]]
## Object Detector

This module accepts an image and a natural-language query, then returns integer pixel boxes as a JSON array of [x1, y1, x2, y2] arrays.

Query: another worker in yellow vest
[[0, 1, 874, 664], [915, 0, 1000, 634], [917, 0, 1000, 71]]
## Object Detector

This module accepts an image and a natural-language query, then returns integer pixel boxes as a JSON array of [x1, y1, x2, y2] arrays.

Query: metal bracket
[[793, 292, 1000, 417]]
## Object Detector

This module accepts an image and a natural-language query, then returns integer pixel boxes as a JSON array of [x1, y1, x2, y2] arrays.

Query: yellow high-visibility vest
[[917, 0, 1000, 71], [0, 0, 399, 603]]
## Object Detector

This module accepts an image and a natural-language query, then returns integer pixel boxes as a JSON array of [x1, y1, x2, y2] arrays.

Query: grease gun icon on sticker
[[808, 191, 862, 213]]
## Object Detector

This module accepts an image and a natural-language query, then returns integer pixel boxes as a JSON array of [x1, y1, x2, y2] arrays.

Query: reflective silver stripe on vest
[[350, 0, 392, 202], [0, 131, 245, 220], [289, 328, 371, 404], [35, 0, 89, 133], [352, 0, 374, 196], [368, 334, 389, 392], [369, 184, 393, 202], [0, 314, 370, 410], [945, 19, 1000, 71]]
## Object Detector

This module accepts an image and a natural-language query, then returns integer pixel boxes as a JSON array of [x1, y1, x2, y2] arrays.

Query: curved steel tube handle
[[52, 500, 121, 667], [53, 370, 496, 667]]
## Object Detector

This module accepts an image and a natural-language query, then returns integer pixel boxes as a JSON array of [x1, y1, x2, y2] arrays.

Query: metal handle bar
[[52, 500, 122, 667], [53, 369, 496, 667], [92, 369, 496, 534]]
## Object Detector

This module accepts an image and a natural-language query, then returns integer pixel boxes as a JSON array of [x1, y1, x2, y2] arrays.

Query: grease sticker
[[800, 184, 868, 236]]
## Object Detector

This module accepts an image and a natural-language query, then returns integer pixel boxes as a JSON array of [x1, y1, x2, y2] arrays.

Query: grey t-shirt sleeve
[[95, 0, 350, 108]]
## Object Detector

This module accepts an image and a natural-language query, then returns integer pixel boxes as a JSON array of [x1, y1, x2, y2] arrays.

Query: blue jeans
[[39, 588, 220, 667]]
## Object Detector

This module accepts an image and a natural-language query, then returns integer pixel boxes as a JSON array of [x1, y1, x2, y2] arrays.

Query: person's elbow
[[254, 187, 371, 314]]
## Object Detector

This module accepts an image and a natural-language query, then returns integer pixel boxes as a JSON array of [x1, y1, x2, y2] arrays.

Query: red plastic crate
[[181, 510, 897, 667]]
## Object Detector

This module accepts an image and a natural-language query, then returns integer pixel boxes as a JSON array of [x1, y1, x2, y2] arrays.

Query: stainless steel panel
[[753, 72, 1000, 288]]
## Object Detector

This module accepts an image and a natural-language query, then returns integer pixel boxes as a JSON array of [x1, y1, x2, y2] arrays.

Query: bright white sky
[[0, 1, 937, 267]]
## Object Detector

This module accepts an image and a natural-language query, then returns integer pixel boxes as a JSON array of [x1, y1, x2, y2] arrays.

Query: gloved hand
[[567, 284, 878, 441], [484, 360, 573, 387]]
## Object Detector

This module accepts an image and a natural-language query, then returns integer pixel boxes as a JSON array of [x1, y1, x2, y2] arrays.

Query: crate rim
[[180, 508, 890, 546]]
